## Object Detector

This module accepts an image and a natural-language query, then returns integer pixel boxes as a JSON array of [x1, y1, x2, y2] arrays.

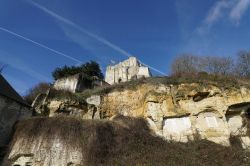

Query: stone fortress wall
[[53, 74, 80, 93], [54, 57, 151, 92], [105, 57, 151, 85]]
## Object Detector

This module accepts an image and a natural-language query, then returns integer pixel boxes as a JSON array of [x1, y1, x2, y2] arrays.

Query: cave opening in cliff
[[246, 108, 250, 119]]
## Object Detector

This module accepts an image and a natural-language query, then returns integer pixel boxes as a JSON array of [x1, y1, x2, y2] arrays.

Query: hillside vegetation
[[44, 74, 250, 103], [4, 116, 250, 166]]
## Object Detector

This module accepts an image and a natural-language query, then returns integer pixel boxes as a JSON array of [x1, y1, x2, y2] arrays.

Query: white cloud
[[197, 0, 232, 34], [205, 1, 230, 25], [230, 0, 250, 24], [198, 0, 250, 34]]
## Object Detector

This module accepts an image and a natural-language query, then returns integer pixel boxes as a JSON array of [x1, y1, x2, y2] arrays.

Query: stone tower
[[105, 57, 151, 85]]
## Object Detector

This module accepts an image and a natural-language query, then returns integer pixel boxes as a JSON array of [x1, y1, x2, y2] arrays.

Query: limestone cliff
[[33, 77, 250, 147], [4, 76, 250, 166]]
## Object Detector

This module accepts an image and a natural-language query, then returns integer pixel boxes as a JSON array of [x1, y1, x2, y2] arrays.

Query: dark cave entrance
[[246, 108, 250, 119]]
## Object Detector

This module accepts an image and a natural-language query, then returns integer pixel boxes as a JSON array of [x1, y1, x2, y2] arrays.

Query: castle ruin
[[105, 57, 151, 85]]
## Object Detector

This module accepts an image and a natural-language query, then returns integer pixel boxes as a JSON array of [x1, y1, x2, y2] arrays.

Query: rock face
[[4, 116, 154, 166], [53, 74, 109, 93], [4, 116, 250, 166], [4, 79, 250, 165], [4, 117, 107, 166], [96, 83, 250, 147], [35, 82, 250, 148], [105, 57, 151, 85]]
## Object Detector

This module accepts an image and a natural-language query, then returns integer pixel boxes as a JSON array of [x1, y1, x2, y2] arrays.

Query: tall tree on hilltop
[[81, 61, 104, 79], [52, 61, 103, 80]]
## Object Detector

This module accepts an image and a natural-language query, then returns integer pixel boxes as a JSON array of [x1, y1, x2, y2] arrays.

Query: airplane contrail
[[0, 27, 82, 63], [27, 0, 166, 75]]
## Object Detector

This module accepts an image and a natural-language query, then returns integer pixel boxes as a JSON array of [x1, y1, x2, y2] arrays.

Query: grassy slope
[[87, 74, 250, 95], [45, 75, 250, 107]]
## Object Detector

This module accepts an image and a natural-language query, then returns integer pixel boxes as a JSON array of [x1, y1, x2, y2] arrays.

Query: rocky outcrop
[[4, 117, 115, 166], [33, 82, 250, 148], [97, 83, 250, 147], [4, 78, 250, 165]]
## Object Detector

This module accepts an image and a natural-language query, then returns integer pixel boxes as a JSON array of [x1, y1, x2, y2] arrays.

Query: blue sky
[[1, 0, 250, 95]]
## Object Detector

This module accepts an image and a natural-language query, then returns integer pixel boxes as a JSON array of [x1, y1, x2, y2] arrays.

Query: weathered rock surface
[[4, 116, 156, 166], [97, 83, 250, 147], [4, 116, 250, 166], [34, 82, 250, 148]]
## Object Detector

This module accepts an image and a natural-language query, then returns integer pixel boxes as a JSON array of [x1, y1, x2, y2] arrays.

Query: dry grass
[[45, 75, 250, 102], [3, 116, 250, 166], [78, 74, 250, 98]]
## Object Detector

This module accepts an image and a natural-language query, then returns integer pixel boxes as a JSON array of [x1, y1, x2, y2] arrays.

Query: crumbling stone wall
[[105, 57, 151, 85], [53, 74, 80, 93]]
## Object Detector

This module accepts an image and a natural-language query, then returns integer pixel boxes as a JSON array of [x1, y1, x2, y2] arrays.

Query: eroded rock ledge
[[30, 82, 250, 148]]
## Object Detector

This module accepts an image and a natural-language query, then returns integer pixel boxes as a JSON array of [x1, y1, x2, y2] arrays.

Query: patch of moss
[[48, 88, 87, 104]]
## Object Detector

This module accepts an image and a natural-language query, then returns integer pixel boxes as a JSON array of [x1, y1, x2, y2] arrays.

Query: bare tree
[[171, 54, 236, 76], [24, 82, 51, 104], [203, 56, 234, 75], [171, 54, 203, 76], [235, 51, 250, 79]]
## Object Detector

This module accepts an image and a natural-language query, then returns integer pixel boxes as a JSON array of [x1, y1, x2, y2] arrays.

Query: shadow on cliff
[[3, 115, 250, 166]]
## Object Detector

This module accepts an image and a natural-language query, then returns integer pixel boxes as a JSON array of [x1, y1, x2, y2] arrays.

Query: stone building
[[105, 57, 151, 85], [0, 74, 31, 158], [53, 73, 109, 93]]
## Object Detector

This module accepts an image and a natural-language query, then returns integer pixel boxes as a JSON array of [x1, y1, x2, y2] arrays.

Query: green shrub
[[52, 61, 103, 80]]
